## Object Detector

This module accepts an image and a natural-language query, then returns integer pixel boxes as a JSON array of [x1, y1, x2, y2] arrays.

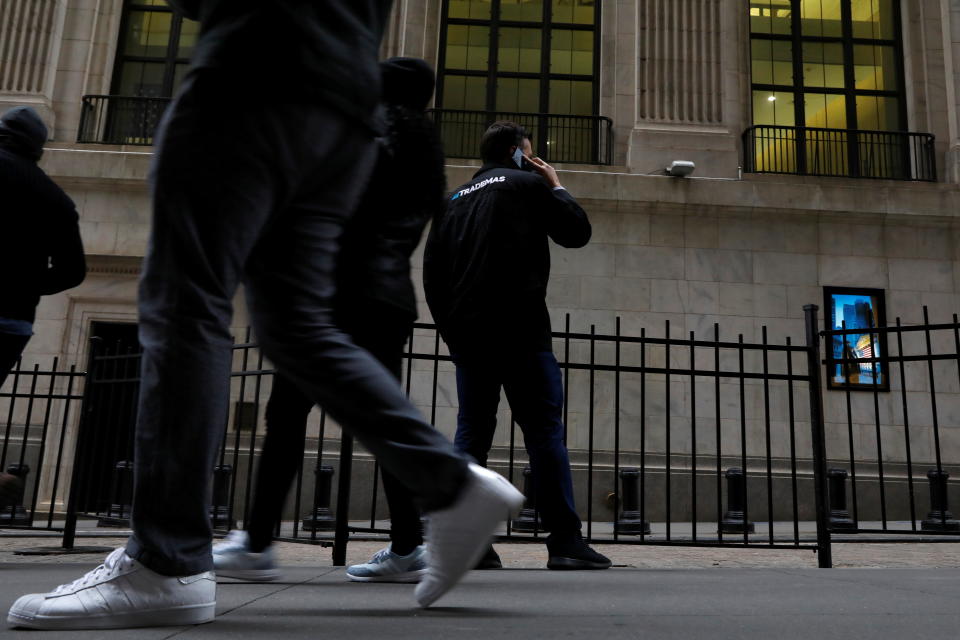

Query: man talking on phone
[[424, 121, 611, 571]]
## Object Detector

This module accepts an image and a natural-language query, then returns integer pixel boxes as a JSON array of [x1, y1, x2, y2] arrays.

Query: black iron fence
[[429, 109, 614, 165], [78, 95, 171, 146], [742, 125, 937, 181], [816, 309, 960, 537], [4, 306, 960, 567], [0, 359, 84, 530]]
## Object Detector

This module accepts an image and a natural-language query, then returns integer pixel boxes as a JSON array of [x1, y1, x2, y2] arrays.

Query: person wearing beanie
[[212, 57, 448, 585], [0, 106, 86, 388]]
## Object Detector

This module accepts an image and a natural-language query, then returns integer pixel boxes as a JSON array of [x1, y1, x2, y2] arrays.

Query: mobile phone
[[512, 147, 525, 168]]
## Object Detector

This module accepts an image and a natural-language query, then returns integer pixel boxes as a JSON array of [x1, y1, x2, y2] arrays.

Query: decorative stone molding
[[86, 254, 142, 277], [0, 0, 62, 95], [638, 0, 723, 125]]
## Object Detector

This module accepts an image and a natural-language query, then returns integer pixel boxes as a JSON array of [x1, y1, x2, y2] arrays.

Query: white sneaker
[[212, 530, 281, 581], [7, 547, 215, 630], [346, 545, 428, 583], [414, 463, 524, 608]]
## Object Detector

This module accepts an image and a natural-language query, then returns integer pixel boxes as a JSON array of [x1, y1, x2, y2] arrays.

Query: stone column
[[626, 0, 743, 177], [0, 0, 66, 126]]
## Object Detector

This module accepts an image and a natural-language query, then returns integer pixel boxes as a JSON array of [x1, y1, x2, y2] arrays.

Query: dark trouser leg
[[349, 319, 422, 554], [125, 74, 439, 576], [451, 354, 503, 467], [0, 333, 30, 389], [502, 351, 581, 538], [246, 373, 314, 552], [243, 192, 467, 525]]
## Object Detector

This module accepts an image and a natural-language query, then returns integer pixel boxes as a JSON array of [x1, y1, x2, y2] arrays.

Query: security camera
[[665, 160, 696, 177]]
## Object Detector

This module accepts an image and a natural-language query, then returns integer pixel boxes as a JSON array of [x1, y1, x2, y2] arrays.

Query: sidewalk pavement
[[2, 539, 960, 638]]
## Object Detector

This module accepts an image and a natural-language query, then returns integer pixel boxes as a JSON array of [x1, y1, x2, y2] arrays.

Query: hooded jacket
[[423, 163, 591, 354], [165, 0, 393, 131], [336, 58, 445, 324], [0, 107, 86, 323]]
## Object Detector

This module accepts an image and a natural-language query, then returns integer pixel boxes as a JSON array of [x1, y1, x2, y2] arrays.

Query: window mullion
[[790, 0, 806, 173], [487, 0, 501, 113], [162, 13, 183, 97], [841, 0, 858, 130]]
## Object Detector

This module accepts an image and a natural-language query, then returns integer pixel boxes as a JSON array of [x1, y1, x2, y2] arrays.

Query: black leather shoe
[[546, 535, 611, 570], [474, 545, 502, 570]]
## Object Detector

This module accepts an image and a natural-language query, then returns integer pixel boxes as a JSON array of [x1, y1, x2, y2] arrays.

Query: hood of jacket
[[0, 106, 47, 161]]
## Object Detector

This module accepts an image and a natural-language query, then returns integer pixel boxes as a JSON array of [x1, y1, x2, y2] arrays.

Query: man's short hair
[[480, 121, 530, 164]]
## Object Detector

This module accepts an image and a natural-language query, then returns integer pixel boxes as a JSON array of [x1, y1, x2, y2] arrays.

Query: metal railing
[[3, 305, 960, 566], [78, 95, 172, 146], [818, 309, 960, 537], [742, 125, 937, 181], [74, 98, 615, 167], [429, 109, 614, 165]]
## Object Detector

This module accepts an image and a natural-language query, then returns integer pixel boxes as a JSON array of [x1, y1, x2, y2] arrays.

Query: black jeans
[[126, 74, 467, 576], [246, 316, 422, 555], [0, 332, 30, 389], [453, 350, 581, 539]]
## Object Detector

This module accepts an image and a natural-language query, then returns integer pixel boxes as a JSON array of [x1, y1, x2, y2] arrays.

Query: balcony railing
[[429, 109, 614, 165], [742, 125, 936, 181], [78, 95, 172, 146], [76, 98, 616, 166]]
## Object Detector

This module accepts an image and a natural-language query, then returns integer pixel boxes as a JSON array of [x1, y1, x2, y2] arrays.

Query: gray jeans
[[126, 74, 467, 576]]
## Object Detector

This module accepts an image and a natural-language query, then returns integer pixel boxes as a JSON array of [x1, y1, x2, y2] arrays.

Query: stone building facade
[[1, 0, 959, 523]]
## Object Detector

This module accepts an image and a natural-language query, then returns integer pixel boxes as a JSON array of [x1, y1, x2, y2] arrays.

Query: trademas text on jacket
[[423, 162, 591, 355]]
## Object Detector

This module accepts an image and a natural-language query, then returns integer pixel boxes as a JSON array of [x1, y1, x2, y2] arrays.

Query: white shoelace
[[51, 548, 129, 595], [369, 548, 393, 565]]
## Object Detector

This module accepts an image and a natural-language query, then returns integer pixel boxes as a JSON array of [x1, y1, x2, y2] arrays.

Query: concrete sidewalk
[[2, 561, 960, 639]]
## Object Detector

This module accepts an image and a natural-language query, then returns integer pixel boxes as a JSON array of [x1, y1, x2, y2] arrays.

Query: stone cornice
[[39, 146, 960, 222], [86, 254, 142, 276]]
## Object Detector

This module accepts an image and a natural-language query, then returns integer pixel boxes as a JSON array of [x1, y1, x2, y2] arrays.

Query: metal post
[[210, 464, 233, 530], [0, 463, 29, 525], [827, 468, 855, 530], [302, 465, 335, 532], [332, 435, 354, 566], [719, 468, 755, 534], [511, 466, 541, 532], [61, 337, 103, 550], [96, 460, 132, 528], [615, 467, 650, 535], [921, 469, 960, 531], [804, 304, 833, 568]]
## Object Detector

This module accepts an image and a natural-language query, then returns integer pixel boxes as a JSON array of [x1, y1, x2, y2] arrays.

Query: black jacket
[[336, 59, 446, 324], [424, 163, 591, 354], [166, 0, 393, 130], [0, 108, 86, 323]]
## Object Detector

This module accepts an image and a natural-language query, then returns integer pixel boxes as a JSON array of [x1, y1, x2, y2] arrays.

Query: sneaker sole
[[215, 568, 282, 582], [346, 568, 427, 583], [546, 557, 612, 570], [415, 467, 524, 608], [7, 602, 215, 630]]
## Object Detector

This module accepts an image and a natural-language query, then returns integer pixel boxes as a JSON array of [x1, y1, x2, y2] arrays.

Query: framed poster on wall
[[823, 287, 889, 392]]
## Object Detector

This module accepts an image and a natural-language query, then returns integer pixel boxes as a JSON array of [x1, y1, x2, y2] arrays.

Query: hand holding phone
[[528, 156, 562, 189]]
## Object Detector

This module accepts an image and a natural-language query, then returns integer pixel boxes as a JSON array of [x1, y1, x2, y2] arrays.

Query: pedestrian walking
[[212, 57, 447, 585], [7, 4, 522, 630], [0, 106, 86, 388], [424, 121, 611, 571]]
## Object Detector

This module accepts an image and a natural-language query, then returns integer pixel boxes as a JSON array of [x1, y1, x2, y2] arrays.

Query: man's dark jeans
[[126, 74, 467, 576], [452, 349, 581, 539], [246, 315, 423, 555], [0, 332, 30, 389]]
